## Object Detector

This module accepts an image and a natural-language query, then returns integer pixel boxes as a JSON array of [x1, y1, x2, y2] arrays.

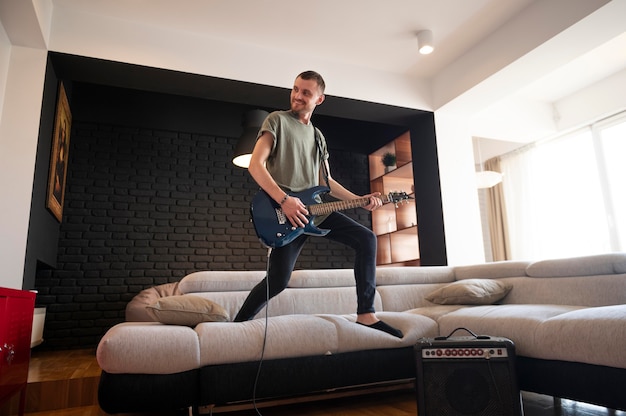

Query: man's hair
[[297, 70, 326, 94]]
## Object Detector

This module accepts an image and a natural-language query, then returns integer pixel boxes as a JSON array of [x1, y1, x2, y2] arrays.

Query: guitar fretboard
[[307, 195, 391, 216]]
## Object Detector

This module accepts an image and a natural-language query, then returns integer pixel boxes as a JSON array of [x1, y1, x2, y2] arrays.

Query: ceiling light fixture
[[474, 138, 503, 189], [417, 30, 434, 55], [476, 170, 503, 189], [232, 109, 268, 168]]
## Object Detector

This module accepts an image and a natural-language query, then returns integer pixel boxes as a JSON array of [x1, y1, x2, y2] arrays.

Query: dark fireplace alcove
[[25, 52, 446, 349]]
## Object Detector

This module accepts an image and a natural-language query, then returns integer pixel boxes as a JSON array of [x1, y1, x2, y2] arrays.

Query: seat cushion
[[534, 305, 626, 368], [97, 322, 201, 374], [437, 304, 583, 358]]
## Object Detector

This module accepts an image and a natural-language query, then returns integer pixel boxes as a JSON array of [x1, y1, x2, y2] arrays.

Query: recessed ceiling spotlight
[[417, 30, 434, 55]]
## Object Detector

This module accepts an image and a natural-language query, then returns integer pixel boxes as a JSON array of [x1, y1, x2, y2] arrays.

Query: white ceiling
[[49, 0, 625, 101], [6, 0, 625, 159], [51, 0, 536, 80]]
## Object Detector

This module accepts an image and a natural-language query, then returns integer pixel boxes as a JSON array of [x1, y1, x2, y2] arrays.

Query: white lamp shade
[[232, 109, 269, 168], [476, 170, 503, 189]]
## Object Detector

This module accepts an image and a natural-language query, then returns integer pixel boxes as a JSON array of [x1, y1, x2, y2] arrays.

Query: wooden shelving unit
[[369, 131, 419, 266]]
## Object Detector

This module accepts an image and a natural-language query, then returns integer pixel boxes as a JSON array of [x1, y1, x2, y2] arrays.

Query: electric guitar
[[251, 186, 411, 248]]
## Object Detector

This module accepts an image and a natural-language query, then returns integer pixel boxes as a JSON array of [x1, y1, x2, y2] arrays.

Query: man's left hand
[[364, 192, 383, 211]]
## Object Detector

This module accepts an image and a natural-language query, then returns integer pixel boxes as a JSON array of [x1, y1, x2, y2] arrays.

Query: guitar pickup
[[275, 208, 287, 225]]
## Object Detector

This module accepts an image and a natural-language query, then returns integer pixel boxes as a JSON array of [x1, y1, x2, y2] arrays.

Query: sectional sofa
[[96, 253, 626, 414]]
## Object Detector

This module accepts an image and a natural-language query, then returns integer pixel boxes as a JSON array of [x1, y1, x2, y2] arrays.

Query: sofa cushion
[[317, 312, 439, 353], [454, 261, 531, 280], [289, 269, 356, 288], [533, 305, 626, 369], [377, 284, 447, 311], [405, 305, 466, 321], [179, 271, 266, 293], [495, 275, 626, 307], [126, 282, 182, 322], [375, 266, 455, 285], [526, 252, 626, 277], [615, 256, 626, 273], [425, 279, 512, 305], [194, 315, 339, 366], [97, 322, 201, 374], [146, 295, 230, 326], [437, 304, 583, 358]]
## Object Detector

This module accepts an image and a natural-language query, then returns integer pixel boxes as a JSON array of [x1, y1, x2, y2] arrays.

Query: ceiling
[[3, 0, 625, 159], [47, 0, 624, 99], [45, 0, 625, 159], [50, 0, 535, 80]]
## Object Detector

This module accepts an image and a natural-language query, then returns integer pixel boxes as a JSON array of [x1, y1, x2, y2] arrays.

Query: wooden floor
[[1, 349, 624, 416]]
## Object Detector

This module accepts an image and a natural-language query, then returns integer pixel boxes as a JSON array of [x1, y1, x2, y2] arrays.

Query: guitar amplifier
[[414, 333, 523, 416]]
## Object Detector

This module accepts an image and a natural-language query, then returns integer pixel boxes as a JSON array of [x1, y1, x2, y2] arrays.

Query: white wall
[[434, 112, 486, 266], [555, 68, 626, 132], [0, 46, 47, 289], [0, 19, 10, 125]]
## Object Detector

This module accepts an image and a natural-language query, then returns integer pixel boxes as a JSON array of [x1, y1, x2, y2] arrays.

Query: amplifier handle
[[434, 327, 491, 341]]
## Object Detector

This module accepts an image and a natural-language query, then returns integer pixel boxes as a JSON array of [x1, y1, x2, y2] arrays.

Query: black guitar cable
[[251, 246, 272, 416]]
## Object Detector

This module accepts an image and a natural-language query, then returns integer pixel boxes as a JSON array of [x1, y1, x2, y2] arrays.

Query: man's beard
[[290, 100, 307, 114]]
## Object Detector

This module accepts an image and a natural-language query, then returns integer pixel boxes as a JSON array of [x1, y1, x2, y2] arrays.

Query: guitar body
[[251, 186, 331, 248]]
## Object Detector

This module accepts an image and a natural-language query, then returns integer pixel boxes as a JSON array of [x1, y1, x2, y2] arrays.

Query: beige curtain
[[484, 157, 510, 260]]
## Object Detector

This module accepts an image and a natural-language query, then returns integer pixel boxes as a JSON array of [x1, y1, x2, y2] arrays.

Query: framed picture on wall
[[46, 82, 72, 222]]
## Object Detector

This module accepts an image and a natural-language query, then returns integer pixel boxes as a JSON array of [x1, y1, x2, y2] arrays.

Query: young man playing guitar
[[234, 71, 403, 338]]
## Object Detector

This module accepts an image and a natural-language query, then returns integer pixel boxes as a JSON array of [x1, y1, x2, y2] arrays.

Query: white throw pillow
[[425, 279, 512, 305]]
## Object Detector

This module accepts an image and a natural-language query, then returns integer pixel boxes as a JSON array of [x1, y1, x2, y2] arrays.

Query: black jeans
[[233, 212, 378, 321]]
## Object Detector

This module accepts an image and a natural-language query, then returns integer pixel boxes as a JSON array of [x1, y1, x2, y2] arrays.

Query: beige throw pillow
[[425, 279, 512, 305], [146, 295, 230, 326]]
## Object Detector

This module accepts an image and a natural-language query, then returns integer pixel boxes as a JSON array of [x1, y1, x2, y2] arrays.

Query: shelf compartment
[[376, 234, 392, 265], [395, 199, 417, 230], [390, 227, 420, 263], [372, 204, 397, 236]]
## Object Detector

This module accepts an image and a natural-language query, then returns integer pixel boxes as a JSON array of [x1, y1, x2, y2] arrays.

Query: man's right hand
[[281, 196, 309, 228]]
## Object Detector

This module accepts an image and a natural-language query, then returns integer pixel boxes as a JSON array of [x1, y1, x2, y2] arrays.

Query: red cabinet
[[0, 287, 36, 416]]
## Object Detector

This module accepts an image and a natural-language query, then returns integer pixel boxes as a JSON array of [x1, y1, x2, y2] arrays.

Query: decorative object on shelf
[[381, 152, 397, 173], [31, 307, 46, 348]]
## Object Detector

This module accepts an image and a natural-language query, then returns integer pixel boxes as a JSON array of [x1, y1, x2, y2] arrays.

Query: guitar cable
[[207, 250, 271, 416], [251, 246, 272, 416]]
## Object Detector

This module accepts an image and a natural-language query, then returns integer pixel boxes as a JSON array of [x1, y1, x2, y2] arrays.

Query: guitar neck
[[308, 195, 392, 216]]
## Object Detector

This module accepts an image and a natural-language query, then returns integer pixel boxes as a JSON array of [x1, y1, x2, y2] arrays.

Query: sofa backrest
[[451, 253, 626, 308], [177, 267, 455, 318], [128, 252, 626, 321]]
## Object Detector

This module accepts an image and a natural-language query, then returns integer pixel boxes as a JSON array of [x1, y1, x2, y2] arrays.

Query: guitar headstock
[[385, 191, 412, 207]]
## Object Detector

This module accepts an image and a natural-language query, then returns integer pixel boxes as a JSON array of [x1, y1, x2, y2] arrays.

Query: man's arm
[[322, 160, 382, 211], [248, 131, 310, 228]]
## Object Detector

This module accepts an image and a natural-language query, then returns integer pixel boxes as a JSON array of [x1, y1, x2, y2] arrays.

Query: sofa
[[96, 253, 626, 414]]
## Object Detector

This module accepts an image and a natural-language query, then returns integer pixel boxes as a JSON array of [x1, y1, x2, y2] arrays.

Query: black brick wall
[[34, 121, 371, 349]]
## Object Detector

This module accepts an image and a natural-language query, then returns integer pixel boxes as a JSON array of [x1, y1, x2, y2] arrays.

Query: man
[[234, 71, 403, 338]]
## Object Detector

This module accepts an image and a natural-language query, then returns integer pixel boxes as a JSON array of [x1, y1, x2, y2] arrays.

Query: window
[[500, 112, 626, 260]]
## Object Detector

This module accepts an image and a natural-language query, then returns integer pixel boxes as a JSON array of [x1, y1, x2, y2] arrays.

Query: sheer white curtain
[[594, 114, 626, 250], [499, 112, 626, 260]]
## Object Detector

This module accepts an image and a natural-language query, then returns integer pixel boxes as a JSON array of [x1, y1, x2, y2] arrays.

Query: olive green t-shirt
[[260, 110, 329, 193]]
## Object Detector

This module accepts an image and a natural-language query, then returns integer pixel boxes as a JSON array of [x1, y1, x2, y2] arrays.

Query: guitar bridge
[[275, 208, 287, 225]]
